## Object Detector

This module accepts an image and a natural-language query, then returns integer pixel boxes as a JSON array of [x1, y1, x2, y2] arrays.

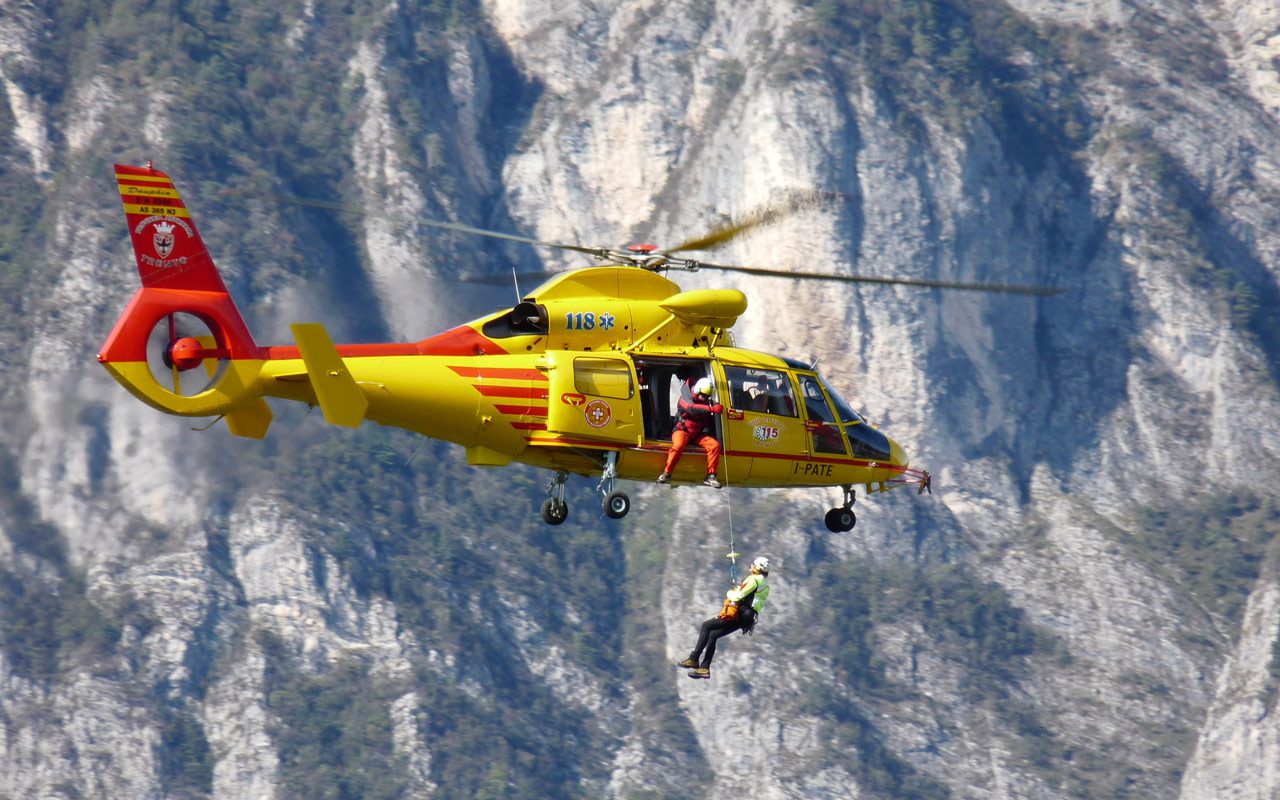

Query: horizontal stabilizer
[[290, 323, 368, 428], [225, 399, 273, 439]]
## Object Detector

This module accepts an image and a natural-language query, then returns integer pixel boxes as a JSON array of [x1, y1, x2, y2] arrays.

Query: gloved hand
[[710, 403, 724, 414]]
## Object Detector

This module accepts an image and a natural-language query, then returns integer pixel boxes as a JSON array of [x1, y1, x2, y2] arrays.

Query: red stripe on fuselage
[[493, 403, 548, 416], [449, 366, 547, 381], [263, 343, 424, 360], [729, 448, 905, 472], [722, 448, 869, 467], [476, 385, 550, 399], [261, 326, 508, 361], [417, 325, 507, 356], [523, 436, 626, 449], [529, 438, 906, 472]]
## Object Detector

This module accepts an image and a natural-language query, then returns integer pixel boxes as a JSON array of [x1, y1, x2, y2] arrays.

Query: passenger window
[[574, 357, 633, 399], [723, 366, 797, 417]]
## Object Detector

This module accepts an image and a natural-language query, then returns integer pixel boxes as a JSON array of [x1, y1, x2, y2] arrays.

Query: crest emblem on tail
[[152, 220, 176, 258]]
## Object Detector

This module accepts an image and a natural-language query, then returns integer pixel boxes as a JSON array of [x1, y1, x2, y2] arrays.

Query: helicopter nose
[[888, 437, 908, 468]]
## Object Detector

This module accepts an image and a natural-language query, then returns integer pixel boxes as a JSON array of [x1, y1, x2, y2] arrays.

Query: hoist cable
[[722, 425, 739, 587]]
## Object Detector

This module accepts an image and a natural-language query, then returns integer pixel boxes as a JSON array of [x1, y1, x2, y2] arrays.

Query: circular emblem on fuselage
[[751, 416, 784, 447], [584, 399, 612, 428]]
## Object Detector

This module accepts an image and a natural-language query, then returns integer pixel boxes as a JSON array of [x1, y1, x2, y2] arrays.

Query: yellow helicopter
[[99, 163, 1056, 530]]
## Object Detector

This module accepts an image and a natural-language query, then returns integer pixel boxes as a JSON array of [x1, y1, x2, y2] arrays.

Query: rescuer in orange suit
[[657, 376, 723, 488]]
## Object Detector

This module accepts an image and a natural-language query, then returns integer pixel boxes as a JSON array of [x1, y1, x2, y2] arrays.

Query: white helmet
[[751, 556, 770, 573], [693, 377, 714, 397]]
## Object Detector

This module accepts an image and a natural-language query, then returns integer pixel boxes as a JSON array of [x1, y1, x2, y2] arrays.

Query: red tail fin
[[102, 164, 267, 430], [114, 162, 228, 293], [102, 162, 260, 366]]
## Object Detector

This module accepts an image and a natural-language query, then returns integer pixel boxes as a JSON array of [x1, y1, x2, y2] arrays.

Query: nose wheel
[[824, 485, 857, 532], [541, 498, 569, 525], [541, 470, 569, 525]]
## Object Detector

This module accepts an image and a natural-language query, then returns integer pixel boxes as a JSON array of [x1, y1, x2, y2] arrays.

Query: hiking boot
[[675, 658, 699, 669], [702, 475, 722, 489], [656, 471, 671, 484], [687, 668, 711, 679]]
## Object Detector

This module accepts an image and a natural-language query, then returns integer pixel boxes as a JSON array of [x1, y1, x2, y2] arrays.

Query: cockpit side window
[[798, 375, 847, 455], [799, 376, 836, 423], [723, 366, 797, 417]]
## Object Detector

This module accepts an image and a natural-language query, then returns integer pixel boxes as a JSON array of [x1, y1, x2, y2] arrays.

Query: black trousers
[[689, 615, 746, 668]]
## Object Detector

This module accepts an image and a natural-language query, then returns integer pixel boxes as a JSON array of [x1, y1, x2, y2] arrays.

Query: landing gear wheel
[[824, 507, 856, 532], [603, 490, 631, 519], [541, 470, 569, 525], [541, 498, 569, 525]]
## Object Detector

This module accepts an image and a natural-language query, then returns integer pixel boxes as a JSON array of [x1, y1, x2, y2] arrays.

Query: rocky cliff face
[[1, 0, 1278, 798]]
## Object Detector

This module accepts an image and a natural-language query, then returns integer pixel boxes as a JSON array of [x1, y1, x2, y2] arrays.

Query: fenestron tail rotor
[[145, 312, 229, 398]]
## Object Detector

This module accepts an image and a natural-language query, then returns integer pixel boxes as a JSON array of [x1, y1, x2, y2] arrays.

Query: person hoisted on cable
[[677, 556, 771, 679], [657, 376, 724, 488]]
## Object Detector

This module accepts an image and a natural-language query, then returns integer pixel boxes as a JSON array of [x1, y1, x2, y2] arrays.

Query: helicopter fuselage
[[253, 343, 907, 490], [100, 163, 929, 527]]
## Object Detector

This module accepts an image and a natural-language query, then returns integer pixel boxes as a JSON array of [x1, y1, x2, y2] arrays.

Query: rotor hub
[[170, 337, 207, 371]]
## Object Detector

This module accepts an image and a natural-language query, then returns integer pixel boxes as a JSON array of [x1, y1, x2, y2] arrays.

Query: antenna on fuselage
[[511, 267, 523, 304]]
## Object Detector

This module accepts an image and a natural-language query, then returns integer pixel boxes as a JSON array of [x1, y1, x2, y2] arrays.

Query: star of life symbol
[[599, 312, 616, 331], [152, 220, 176, 258]]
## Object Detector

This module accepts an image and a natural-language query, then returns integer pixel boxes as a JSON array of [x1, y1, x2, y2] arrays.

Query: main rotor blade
[[255, 190, 1059, 295], [459, 270, 565, 287], [694, 262, 1063, 296], [666, 190, 847, 255], [262, 192, 611, 258]]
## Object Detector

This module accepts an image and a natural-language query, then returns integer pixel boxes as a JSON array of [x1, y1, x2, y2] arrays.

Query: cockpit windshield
[[818, 377, 865, 424], [818, 375, 891, 460]]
